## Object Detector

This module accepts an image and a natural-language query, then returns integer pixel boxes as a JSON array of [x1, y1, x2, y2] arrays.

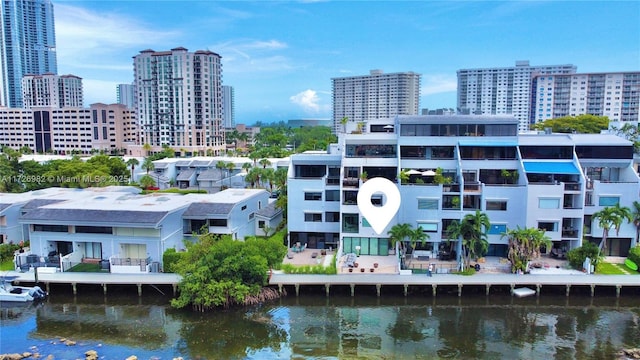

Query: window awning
[[523, 161, 580, 175]]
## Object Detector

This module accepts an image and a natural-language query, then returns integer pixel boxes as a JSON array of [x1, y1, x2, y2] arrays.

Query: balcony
[[109, 256, 153, 274], [564, 182, 581, 191], [342, 177, 359, 188], [561, 229, 579, 239]]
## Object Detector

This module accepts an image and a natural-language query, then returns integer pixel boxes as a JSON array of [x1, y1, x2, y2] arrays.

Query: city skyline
[[54, 1, 640, 125]]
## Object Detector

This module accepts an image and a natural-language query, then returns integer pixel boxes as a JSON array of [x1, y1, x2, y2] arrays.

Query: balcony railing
[[564, 183, 581, 191], [561, 230, 579, 238], [342, 178, 360, 188]]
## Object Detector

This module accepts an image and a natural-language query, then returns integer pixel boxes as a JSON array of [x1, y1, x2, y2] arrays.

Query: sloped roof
[[20, 208, 167, 225], [197, 169, 222, 181], [255, 202, 282, 219], [176, 169, 196, 181], [183, 202, 234, 217]]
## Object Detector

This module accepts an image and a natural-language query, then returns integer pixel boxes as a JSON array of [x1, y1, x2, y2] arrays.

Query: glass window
[[488, 224, 507, 235], [486, 200, 507, 211], [539, 198, 560, 209], [342, 213, 359, 233], [304, 192, 322, 201], [325, 212, 340, 222], [417, 222, 438, 232], [210, 219, 227, 227], [418, 198, 439, 210], [304, 213, 322, 222], [325, 190, 340, 201], [538, 222, 558, 232], [598, 196, 620, 206]]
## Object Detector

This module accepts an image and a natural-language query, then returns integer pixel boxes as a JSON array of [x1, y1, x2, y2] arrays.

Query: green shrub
[[162, 248, 185, 273], [567, 241, 600, 270], [628, 245, 640, 268], [0, 243, 21, 262]]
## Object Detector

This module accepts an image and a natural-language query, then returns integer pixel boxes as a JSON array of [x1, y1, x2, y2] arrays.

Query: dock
[[3, 269, 639, 298], [269, 272, 640, 297], [4, 270, 181, 296]]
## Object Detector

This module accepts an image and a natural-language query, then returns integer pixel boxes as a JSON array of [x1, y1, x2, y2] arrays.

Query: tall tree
[[593, 204, 633, 254], [225, 162, 235, 188], [387, 223, 413, 254], [408, 226, 429, 251], [503, 226, 551, 273], [446, 210, 490, 270], [142, 157, 155, 174], [632, 201, 640, 248], [259, 158, 271, 169], [531, 114, 609, 134], [142, 143, 152, 156], [126, 158, 139, 183]]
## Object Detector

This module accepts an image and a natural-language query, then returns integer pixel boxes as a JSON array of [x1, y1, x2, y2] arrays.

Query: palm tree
[[503, 226, 551, 273], [259, 158, 271, 169], [340, 116, 349, 133], [244, 168, 261, 188], [142, 157, 154, 174], [446, 210, 490, 270], [142, 143, 152, 157], [632, 201, 640, 248], [242, 162, 252, 173], [593, 203, 633, 255], [249, 152, 260, 167], [261, 168, 275, 193], [408, 226, 429, 251], [125, 158, 139, 183], [215, 160, 227, 189], [387, 223, 413, 254], [225, 162, 235, 188]]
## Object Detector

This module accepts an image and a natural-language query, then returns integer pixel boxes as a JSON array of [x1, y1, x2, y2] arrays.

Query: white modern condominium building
[[22, 73, 83, 108], [133, 47, 225, 155], [332, 69, 420, 133], [287, 115, 639, 266], [0, 0, 57, 108], [457, 61, 577, 132], [531, 72, 640, 126]]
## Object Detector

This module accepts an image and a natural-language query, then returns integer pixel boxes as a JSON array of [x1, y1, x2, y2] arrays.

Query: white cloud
[[213, 39, 293, 74], [421, 74, 457, 95], [55, 4, 179, 72], [290, 89, 325, 113]]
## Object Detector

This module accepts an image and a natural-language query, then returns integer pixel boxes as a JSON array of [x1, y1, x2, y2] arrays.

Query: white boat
[[513, 287, 536, 298], [0, 276, 47, 302]]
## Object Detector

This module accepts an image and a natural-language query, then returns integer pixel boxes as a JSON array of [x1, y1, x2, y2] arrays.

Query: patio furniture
[[311, 252, 318, 258]]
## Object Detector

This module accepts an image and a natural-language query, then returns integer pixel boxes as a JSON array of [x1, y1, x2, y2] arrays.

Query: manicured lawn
[[596, 262, 637, 275], [67, 263, 103, 272], [0, 259, 15, 271]]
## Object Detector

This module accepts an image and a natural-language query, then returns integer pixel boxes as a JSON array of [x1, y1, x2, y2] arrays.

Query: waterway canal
[[1, 290, 639, 359]]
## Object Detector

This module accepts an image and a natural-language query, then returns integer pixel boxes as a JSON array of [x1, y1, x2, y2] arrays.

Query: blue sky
[[55, 1, 640, 125]]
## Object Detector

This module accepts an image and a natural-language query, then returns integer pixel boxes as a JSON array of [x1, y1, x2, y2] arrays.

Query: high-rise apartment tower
[[133, 47, 225, 154], [0, 0, 57, 108], [457, 61, 576, 132], [531, 72, 640, 127], [222, 85, 234, 128], [22, 73, 83, 108], [332, 69, 420, 133]]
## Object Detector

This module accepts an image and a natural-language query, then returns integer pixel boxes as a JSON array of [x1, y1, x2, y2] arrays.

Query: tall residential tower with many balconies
[[531, 71, 640, 127], [332, 69, 420, 134], [133, 47, 225, 155], [0, 0, 57, 108], [457, 61, 577, 132]]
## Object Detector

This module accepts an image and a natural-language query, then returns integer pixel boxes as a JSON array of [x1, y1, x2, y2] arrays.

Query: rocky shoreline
[[0, 337, 186, 360]]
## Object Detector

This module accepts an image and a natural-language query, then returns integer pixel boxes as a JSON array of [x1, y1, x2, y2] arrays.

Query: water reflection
[[1, 294, 638, 359]]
